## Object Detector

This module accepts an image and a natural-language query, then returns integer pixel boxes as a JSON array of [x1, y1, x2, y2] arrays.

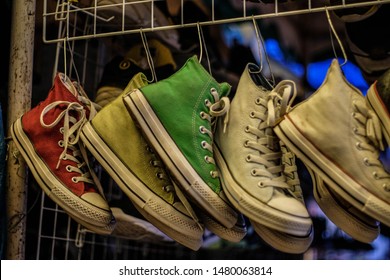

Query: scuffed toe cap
[[268, 191, 311, 219], [81, 192, 111, 211]]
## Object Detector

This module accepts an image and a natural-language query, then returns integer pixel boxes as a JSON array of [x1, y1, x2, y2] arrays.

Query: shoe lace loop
[[199, 87, 231, 179], [267, 80, 296, 127], [40, 100, 101, 192], [245, 80, 298, 192], [40, 101, 87, 168], [352, 99, 390, 187]]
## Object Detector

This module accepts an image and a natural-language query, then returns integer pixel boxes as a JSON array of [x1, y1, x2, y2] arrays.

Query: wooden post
[[6, 0, 36, 260]]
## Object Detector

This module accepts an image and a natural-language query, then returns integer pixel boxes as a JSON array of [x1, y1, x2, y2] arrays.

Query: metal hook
[[325, 6, 348, 67], [140, 29, 157, 83], [251, 15, 275, 86], [196, 22, 212, 75]]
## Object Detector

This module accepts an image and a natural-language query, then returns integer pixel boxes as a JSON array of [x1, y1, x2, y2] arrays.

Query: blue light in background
[[222, 24, 369, 94], [264, 38, 305, 78], [307, 58, 369, 94]]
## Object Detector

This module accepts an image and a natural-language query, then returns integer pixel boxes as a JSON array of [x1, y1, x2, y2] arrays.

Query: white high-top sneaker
[[274, 59, 390, 227], [214, 63, 312, 236]]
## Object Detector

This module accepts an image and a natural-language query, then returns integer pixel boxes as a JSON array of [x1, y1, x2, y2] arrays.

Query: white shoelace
[[40, 100, 93, 185], [353, 98, 390, 191], [202, 87, 231, 179], [242, 80, 297, 191]]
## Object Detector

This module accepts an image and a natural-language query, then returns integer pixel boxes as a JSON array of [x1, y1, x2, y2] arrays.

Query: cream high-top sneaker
[[274, 59, 390, 227]]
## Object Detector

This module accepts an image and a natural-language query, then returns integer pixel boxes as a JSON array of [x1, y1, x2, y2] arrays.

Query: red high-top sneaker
[[10, 73, 115, 234]]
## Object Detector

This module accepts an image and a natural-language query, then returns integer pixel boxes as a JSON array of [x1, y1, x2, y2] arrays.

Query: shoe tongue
[[58, 73, 79, 98], [219, 82, 232, 98]]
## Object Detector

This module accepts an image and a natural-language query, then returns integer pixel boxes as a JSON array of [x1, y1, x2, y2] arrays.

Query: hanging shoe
[[95, 39, 177, 107], [197, 207, 247, 243], [273, 59, 390, 227], [327, 0, 380, 22], [366, 68, 390, 145], [10, 73, 115, 235], [95, 55, 145, 107], [109, 196, 174, 243], [123, 55, 238, 228], [80, 72, 204, 250], [214, 62, 312, 236], [344, 5, 390, 83], [309, 166, 380, 243]]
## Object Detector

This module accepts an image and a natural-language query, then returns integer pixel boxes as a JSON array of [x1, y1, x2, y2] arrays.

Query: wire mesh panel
[[25, 0, 390, 260], [42, 0, 390, 43]]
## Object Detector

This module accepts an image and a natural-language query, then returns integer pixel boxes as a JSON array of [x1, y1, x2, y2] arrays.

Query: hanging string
[[325, 7, 348, 67]]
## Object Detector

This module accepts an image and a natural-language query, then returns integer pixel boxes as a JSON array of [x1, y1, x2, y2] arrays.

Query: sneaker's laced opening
[[40, 100, 94, 186], [243, 80, 299, 194], [352, 98, 390, 184], [199, 87, 231, 180]]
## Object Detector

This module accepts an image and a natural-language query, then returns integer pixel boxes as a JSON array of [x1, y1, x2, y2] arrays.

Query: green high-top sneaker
[[80, 72, 204, 250], [123, 55, 238, 228]]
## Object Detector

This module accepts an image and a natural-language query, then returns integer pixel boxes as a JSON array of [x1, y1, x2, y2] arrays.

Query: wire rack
[[42, 0, 389, 43], [28, 0, 390, 260]]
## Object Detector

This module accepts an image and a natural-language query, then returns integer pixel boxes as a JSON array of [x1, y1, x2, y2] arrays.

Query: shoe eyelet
[[373, 171, 379, 180], [245, 125, 250, 132], [201, 141, 207, 148], [250, 111, 255, 118], [199, 126, 206, 134], [204, 155, 210, 163], [59, 127, 64, 134], [200, 111, 206, 119], [210, 87, 217, 94], [353, 127, 358, 134], [71, 177, 78, 183], [355, 142, 362, 150], [255, 98, 261, 105], [244, 140, 249, 147], [146, 146, 153, 152], [384, 184, 390, 192], [251, 169, 257, 176], [258, 181, 265, 188], [66, 165, 72, 172], [156, 172, 164, 179], [363, 157, 370, 166], [204, 99, 211, 106], [210, 171, 217, 178], [58, 140, 64, 147], [162, 185, 173, 192], [246, 155, 252, 162], [351, 112, 356, 118]]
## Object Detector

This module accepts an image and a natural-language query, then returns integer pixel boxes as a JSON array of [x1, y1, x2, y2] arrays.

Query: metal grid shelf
[[43, 0, 389, 44]]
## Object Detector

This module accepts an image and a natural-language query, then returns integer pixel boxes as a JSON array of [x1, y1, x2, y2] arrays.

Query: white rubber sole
[[251, 220, 313, 254]]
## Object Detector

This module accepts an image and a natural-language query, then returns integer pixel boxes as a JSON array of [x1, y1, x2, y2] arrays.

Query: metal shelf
[[43, 0, 389, 43]]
